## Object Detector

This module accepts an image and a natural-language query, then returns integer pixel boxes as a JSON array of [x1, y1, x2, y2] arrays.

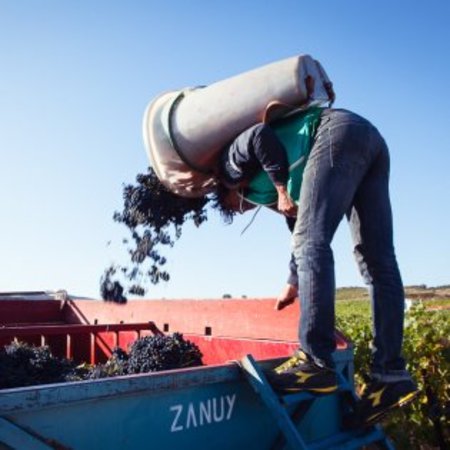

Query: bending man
[[216, 106, 418, 426]]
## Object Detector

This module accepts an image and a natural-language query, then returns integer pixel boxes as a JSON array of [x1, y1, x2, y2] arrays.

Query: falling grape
[[101, 167, 233, 299]]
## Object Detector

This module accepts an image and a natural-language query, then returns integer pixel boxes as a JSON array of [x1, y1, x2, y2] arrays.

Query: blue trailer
[[0, 298, 394, 449]]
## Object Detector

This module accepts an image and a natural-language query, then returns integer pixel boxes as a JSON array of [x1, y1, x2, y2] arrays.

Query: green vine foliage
[[337, 302, 450, 449]]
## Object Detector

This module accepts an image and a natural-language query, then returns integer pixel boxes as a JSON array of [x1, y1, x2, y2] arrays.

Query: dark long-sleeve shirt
[[220, 123, 289, 187]]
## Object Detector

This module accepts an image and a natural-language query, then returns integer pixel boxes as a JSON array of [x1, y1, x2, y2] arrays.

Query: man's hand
[[275, 184, 297, 217], [275, 283, 298, 310]]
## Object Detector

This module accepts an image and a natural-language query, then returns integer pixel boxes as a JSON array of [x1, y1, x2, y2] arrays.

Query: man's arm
[[275, 216, 298, 310], [276, 256, 298, 310], [252, 124, 289, 185], [275, 184, 297, 217], [221, 123, 297, 216], [286, 216, 298, 287], [252, 125, 297, 216]]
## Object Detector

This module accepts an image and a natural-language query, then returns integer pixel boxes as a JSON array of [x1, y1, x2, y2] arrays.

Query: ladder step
[[240, 354, 309, 449], [281, 376, 353, 407], [239, 354, 396, 450]]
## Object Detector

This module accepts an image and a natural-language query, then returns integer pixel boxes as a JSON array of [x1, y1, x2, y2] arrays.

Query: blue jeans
[[293, 108, 409, 380]]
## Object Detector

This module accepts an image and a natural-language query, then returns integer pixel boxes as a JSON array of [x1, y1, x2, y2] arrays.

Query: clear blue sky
[[1, 1, 449, 299]]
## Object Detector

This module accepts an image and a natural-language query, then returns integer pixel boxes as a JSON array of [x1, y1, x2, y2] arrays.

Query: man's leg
[[268, 109, 378, 393], [293, 110, 374, 368], [347, 126, 418, 426], [347, 130, 407, 376]]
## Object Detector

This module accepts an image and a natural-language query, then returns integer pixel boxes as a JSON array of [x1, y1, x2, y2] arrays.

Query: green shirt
[[243, 107, 323, 206]]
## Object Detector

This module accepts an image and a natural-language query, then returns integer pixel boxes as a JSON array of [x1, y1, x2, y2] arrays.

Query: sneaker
[[272, 349, 309, 374], [355, 378, 419, 426], [267, 350, 338, 394]]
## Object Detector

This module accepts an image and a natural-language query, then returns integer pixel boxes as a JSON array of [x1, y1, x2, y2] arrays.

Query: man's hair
[[210, 183, 238, 224]]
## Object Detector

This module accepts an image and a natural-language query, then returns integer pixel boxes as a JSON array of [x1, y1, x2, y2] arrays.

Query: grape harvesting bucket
[[142, 55, 334, 198]]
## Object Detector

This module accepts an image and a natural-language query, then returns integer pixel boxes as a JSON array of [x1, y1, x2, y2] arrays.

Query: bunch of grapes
[[126, 333, 203, 373], [0, 341, 78, 389], [86, 333, 203, 379], [86, 347, 129, 380], [0, 335, 203, 389]]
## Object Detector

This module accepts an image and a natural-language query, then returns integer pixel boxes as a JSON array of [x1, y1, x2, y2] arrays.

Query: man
[[216, 106, 418, 426], [217, 121, 297, 217]]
